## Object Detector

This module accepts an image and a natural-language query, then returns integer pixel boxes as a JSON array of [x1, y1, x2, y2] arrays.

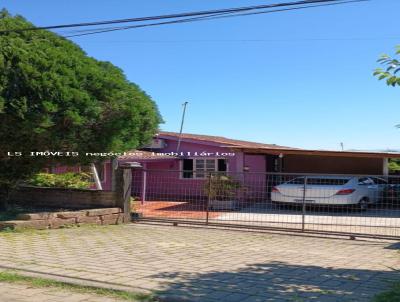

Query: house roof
[[157, 131, 400, 159], [158, 131, 295, 150]]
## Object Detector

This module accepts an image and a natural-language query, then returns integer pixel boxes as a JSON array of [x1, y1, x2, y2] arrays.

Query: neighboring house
[[117, 132, 288, 201], [49, 163, 111, 191]]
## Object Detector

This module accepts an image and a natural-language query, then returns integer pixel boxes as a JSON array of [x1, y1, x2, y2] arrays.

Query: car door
[[370, 177, 388, 202], [358, 177, 378, 203], [276, 177, 305, 198]]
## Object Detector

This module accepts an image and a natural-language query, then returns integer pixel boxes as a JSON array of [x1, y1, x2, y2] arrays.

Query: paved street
[[0, 223, 399, 301]]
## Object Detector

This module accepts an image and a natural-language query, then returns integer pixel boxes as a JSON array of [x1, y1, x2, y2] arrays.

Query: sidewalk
[[0, 282, 126, 302]]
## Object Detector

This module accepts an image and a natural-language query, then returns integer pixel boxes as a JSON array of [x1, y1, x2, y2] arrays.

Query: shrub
[[27, 172, 92, 189], [204, 174, 243, 201]]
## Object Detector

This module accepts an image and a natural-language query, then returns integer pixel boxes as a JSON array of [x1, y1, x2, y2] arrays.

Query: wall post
[[115, 162, 142, 223]]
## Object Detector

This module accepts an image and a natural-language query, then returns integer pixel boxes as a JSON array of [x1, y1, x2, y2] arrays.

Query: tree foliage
[[0, 10, 162, 195], [374, 45, 400, 87], [389, 159, 400, 173]]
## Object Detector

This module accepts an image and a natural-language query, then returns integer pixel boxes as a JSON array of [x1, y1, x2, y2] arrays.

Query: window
[[181, 159, 227, 179], [218, 158, 227, 172], [358, 177, 373, 185], [287, 177, 305, 185], [182, 159, 194, 179], [370, 177, 388, 185], [286, 177, 350, 186], [306, 178, 350, 186]]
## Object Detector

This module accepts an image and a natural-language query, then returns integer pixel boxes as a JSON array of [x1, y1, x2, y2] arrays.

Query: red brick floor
[[136, 201, 221, 220]]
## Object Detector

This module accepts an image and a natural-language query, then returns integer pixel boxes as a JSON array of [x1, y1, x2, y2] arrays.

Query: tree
[[388, 159, 400, 174], [373, 45, 400, 87], [0, 10, 162, 208]]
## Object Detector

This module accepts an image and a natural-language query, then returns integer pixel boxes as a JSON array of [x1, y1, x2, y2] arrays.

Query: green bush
[[27, 173, 92, 189], [204, 174, 244, 201]]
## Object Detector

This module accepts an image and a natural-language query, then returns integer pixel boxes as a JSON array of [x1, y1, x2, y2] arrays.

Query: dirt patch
[[136, 201, 222, 220]]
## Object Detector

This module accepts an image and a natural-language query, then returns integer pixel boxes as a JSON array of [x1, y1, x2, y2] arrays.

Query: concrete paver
[[0, 223, 398, 301]]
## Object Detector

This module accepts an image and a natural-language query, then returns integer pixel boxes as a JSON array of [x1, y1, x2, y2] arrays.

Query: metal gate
[[131, 169, 400, 239]]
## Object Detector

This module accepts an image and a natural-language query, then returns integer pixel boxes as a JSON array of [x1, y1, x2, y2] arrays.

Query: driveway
[[215, 202, 400, 237], [138, 200, 400, 237], [0, 223, 399, 302]]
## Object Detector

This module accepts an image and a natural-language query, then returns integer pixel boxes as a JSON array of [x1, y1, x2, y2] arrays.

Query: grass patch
[[0, 221, 122, 235], [373, 282, 400, 302], [0, 271, 158, 302]]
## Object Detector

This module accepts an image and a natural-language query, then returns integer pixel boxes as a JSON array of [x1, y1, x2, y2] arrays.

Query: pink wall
[[50, 138, 268, 200], [159, 139, 239, 172], [102, 162, 112, 191], [128, 138, 267, 201], [243, 154, 267, 200]]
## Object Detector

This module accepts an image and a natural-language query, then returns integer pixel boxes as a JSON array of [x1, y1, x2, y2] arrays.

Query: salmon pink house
[[96, 131, 399, 203], [117, 132, 290, 201]]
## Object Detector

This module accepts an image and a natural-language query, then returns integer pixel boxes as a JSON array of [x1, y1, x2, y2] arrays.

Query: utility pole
[[176, 102, 188, 153]]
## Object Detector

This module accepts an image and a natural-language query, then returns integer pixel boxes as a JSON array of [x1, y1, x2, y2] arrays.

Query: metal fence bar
[[302, 176, 307, 232], [206, 171, 211, 225], [131, 168, 400, 179], [131, 169, 400, 239]]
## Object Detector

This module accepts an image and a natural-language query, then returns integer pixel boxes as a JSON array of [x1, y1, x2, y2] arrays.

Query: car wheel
[[357, 198, 369, 211]]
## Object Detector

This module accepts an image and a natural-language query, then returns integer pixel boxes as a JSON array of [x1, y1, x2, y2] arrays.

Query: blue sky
[[3, 0, 400, 150]]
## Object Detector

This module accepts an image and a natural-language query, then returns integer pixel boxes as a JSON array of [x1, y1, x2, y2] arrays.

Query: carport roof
[[234, 147, 400, 158]]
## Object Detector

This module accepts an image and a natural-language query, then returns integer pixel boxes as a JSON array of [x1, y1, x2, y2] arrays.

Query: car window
[[370, 177, 388, 185], [358, 177, 374, 185], [306, 178, 350, 186], [286, 177, 305, 185]]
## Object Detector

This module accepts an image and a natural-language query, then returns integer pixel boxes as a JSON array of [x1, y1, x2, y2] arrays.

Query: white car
[[271, 176, 387, 209]]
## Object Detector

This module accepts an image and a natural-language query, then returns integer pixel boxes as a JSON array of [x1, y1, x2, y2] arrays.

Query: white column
[[383, 158, 389, 176], [90, 163, 103, 190]]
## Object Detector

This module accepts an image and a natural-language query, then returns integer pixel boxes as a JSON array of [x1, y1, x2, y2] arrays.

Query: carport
[[236, 148, 400, 175]]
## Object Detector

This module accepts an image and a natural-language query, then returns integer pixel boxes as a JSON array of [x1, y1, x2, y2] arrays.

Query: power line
[[63, 12, 237, 38], [63, 0, 368, 38], [73, 37, 400, 44], [0, 0, 369, 36]]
